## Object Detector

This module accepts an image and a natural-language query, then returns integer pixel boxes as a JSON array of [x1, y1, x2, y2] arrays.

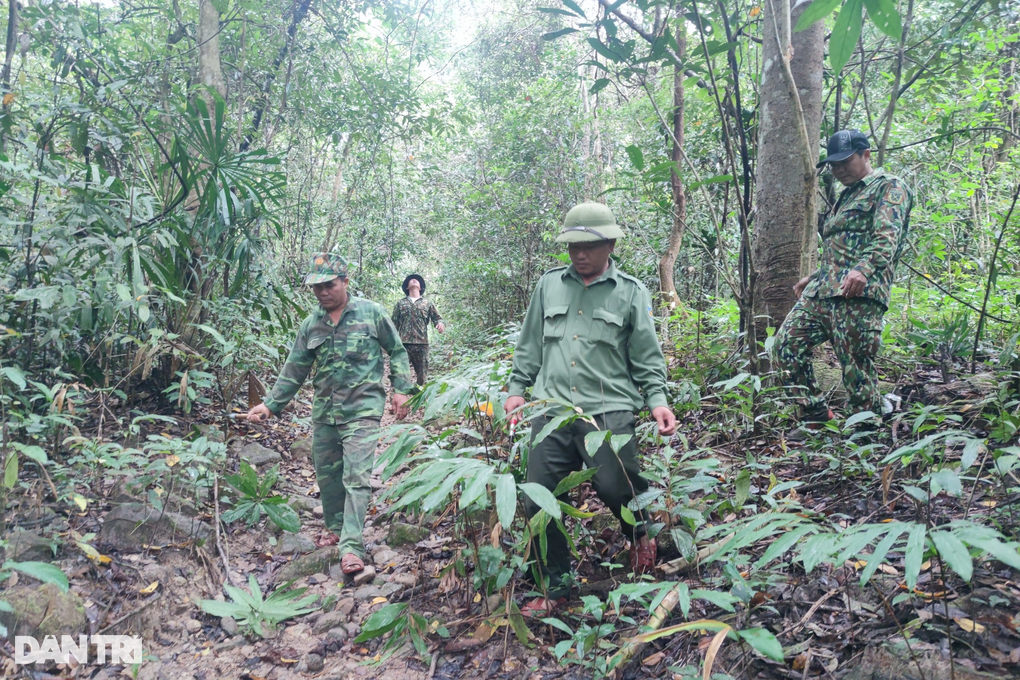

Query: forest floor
[[3, 354, 1020, 680]]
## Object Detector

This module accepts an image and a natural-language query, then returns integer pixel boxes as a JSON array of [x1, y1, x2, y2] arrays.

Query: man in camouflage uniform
[[504, 202, 677, 615], [247, 253, 415, 574], [391, 274, 444, 385], [774, 130, 913, 430]]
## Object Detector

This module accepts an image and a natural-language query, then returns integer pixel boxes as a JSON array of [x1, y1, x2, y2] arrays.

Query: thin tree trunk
[[751, 0, 824, 337], [197, 0, 226, 99], [657, 26, 687, 310], [1, 0, 18, 149], [876, 0, 913, 166]]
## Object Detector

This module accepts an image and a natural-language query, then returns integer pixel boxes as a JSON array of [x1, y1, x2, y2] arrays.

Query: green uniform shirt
[[263, 296, 415, 425], [392, 296, 442, 345], [803, 169, 913, 309], [507, 261, 669, 415]]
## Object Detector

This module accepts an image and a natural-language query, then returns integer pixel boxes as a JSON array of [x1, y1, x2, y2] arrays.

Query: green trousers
[[773, 295, 886, 417], [525, 410, 648, 598], [312, 418, 380, 559]]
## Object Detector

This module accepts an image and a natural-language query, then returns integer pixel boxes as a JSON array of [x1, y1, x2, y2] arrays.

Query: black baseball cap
[[817, 129, 870, 168]]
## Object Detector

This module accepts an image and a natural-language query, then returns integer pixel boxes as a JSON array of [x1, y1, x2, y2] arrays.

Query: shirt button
[[573, 335, 578, 340], [578, 310, 583, 315], [571, 361, 576, 366], [572, 387, 577, 391]]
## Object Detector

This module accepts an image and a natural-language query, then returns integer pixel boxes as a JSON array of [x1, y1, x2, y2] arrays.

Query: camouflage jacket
[[263, 297, 415, 425], [391, 296, 442, 345], [803, 169, 913, 309]]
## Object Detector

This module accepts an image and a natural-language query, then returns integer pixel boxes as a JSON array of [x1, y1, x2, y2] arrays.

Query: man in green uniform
[[774, 130, 913, 432], [503, 202, 677, 615], [246, 253, 416, 574], [392, 274, 445, 385]]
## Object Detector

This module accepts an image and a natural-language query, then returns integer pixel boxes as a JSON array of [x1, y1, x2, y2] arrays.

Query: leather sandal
[[631, 535, 657, 575], [520, 596, 566, 618], [341, 552, 365, 575], [315, 532, 340, 548]]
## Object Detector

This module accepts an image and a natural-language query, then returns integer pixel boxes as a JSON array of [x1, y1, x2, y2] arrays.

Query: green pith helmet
[[303, 252, 349, 285], [555, 202, 627, 243]]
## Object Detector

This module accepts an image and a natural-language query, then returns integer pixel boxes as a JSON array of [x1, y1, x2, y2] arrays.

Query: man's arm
[[627, 286, 669, 411], [506, 279, 545, 399], [852, 179, 910, 280], [377, 311, 416, 396], [261, 321, 315, 415], [429, 301, 442, 326]]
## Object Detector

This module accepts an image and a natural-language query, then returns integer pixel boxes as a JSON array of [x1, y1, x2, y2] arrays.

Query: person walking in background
[[392, 274, 445, 385]]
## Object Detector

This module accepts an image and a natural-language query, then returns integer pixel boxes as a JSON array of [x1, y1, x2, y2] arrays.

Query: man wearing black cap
[[773, 129, 913, 434], [392, 274, 445, 385]]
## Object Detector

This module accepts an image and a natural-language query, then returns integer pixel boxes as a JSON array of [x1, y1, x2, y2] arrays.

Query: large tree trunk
[[197, 0, 226, 99], [657, 26, 686, 310], [751, 0, 824, 336]]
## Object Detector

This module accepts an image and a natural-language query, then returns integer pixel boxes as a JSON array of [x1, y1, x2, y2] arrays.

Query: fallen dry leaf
[[139, 581, 159, 594], [954, 617, 986, 634], [642, 651, 665, 666]]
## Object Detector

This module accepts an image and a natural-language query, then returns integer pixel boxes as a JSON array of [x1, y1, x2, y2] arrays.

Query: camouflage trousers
[[405, 343, 429, 385], [773, 296, 886, 417], [312, 418, 380, 558]]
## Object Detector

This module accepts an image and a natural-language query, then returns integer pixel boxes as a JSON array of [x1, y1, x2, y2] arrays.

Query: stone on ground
[[290, 436, 312, 461], [235, 441, 282, 467], [0, 583, 87, 638], [274, 546, 340, 583], [99, 503, 212, 551], [3, 530, 56, 562], [278, 532, 317, 555], [386, 521, 428, 547]]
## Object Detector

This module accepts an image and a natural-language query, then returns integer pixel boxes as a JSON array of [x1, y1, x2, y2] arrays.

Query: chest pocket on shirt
[[307, 333, 330, 352], [592, 308, 625, 348], [831, 199, 875, 234], [345, 331, 373, 362], [542, 305, 569, 342]]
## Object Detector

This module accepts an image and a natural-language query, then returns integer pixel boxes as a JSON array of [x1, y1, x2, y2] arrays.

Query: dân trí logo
[[14, 635, 143, 665]]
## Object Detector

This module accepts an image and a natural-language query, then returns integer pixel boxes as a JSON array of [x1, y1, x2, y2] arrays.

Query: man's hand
[[840, 269, 867, 298], [793, 275, 813, 299], [651, 406, 677, 437], [246, 403, 272, 423], [436, 322, 446, 333], [392, 393, 411, 420], [504, 395, 526, 417]]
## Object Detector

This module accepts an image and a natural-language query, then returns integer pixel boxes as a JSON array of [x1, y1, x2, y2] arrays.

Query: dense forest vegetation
[[1, 0, 1019, 678]]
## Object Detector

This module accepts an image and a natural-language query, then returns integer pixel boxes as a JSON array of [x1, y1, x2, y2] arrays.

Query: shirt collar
[[563, 259, 620, 285], [314, 296, 358, 326]]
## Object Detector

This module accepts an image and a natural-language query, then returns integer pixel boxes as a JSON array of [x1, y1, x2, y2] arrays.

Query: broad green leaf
[[625, 145, 645, 171], [584, 430, 609, 457], [830, 0, 863, 73], [589, 78, 611, 95], [0, 366, 27, 390], [845, 410, 877, 430], [904, 524, 927, 590], [532, 414, 570, 448], [859, 524, 908, 585], [931, 531, 972, 582], [540, 617, 574, 635], [495, 474, 516, 529], [264, 502, 301, 533], [794, 0, 842, 32], [10, 443, 47, 465], [930, 469, 962, 497], [960, 439, 982, 470], [7, 562, 69, 591], [542, 27, 578, 41], [200, 599, 244, 618], [553, 467, 599, 496], [3, 453, 17, 489], [609, 434, 632, 454], [519, 482, 561, 519], [738, 628, 784, 662], [620, 505, 637, 526], [692, 589, 737, 612], [356, 603, 408, 641], [863, 0, 901, 39], [734, 469, 751, 507], [561, 0, 586, 18], [587, 38, 625, 62]]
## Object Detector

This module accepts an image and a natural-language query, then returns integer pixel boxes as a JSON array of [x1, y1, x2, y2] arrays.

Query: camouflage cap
[[304, 252, 348, 285]]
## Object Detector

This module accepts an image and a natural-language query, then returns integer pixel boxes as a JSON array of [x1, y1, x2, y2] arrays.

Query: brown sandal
[[341, 552, 365, 574], [631, 536, 657, 575]]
